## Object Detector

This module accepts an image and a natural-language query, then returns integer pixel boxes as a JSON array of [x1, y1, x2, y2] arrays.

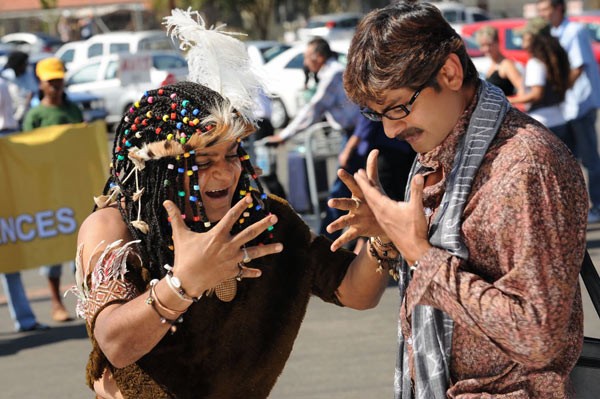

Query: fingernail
[[163, 201, 172, 210], [270, 215, 278, 224], [275, 243, 283, 252], [245, 195, 252, 203]]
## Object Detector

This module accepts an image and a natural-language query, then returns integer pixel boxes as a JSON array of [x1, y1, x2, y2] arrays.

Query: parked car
[[461, 17, 600, 68], [0, 32, 63, 54], [431, 1, 490, 32], [263, 40, 349, 129], [65, 51, 188, 126], [55, 30, 178, 71], [296, 13, 363, 43]]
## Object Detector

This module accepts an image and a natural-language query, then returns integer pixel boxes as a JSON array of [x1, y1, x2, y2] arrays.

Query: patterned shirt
[[400, 99, 587, 398]]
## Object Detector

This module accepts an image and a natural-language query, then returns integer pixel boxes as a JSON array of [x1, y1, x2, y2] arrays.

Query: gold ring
[[236, 263, 244, 281], [242, 247, 251, 264], [351, 197, 362, 210]]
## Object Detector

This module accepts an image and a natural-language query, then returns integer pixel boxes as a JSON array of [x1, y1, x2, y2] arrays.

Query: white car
[[55, 30, 178, 71], [1, 32, 63, 54], [430, 1, 490, 33], [245, 41, 291, 66], [65, 51, 188, 127], [296, 13, 363, 43], [263, 40, 349, 129]]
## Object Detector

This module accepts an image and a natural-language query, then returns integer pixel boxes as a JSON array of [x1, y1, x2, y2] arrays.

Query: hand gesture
[[163, 196, 283, 297], [354, 171, 431, 265], [326, 150, 387, 251]]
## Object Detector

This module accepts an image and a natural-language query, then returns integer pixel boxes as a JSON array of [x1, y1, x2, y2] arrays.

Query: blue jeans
[[554, 110, 600, 209], [1, 272, 37, 331]]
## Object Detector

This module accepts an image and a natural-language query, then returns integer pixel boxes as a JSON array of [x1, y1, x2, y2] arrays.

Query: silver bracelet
[[163, 264, 201, 303]]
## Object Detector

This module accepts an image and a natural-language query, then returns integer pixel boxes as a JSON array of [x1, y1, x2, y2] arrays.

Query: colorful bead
[[187, 170, 193, 176], [129, 107, 135, 113], [177, 167, 184, 174], [131, 124, 137, 131], [189, 150, 195, 154], [183, 117, 189, 124], [147, 96, 154, 104], [141, 119, 148, 126], [180, 137, 186, 144], [183, 152, 190, 158], [189, 195, 197, 202], [116, 146, 122, 152], [167, 133, 174, 140], [255, 205, 262, 210], [134, 101, 140, 108], [193, 216, 200, 222], [267, 226, 274, 231], [243, 212, 250, 217], [239, 218, 245, 224], [155, 127, 162, 134], [162, 115, 169, 122], [135, 132, 142, 138], [192, 118, 199, 126], [181, 109, 187, 116], [117, 155, 125, 161], [124, 129, 130, 135], [171, 103, 177, 110], [170, 93, 177, 99], [182, 100, 190, 107], [261, 194, 267, 200], [167, 164, 174, 170], [192, 165, 198, 171], [158, 89, 164, 95], [242, 155, 250, 160], [125, 140, 132, 147], [239, 190, 247, 195], [163, 179, 170, 186], [178, 191, 185, 197], [146, 111, 153, 118], [193, 185, 200, 191], [171, 113, 176, 120], [124, 116, 130, 122], [176, 122, 183, 129], [204, 222, 211, 228], [192, 108, 200, 116]]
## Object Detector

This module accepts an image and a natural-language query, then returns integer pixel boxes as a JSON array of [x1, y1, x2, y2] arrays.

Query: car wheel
[[270, 98, 289, 129]]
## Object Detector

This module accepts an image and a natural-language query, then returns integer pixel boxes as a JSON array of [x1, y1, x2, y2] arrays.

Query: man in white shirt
[[537, 0, 600, 223]]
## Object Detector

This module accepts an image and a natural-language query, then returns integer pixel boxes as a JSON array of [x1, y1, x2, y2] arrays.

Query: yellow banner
[[0, 121, 109, 273]]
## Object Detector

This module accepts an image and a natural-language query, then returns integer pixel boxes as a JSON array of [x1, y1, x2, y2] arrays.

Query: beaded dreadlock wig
[[94, 10, 273, 279]]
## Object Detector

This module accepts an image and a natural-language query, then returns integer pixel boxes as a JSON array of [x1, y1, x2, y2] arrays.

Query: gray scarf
[[394, 81, 509, 399]]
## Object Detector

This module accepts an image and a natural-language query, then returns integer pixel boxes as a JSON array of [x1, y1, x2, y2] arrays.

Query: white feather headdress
[[164, 8, 269, 122]]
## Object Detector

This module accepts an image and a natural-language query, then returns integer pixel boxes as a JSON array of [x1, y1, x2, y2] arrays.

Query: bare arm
[[569, 66, 584, 88], [81, 198, 282, 368], [508, 85, 544, 105], [502, 59, 525, 95]]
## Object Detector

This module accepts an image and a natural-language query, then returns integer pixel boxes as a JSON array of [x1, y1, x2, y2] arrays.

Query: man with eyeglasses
[[327, 2, 587, 398]]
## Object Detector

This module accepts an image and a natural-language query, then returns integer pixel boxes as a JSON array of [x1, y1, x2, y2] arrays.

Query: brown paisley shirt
[[401, 96, 588, 398]]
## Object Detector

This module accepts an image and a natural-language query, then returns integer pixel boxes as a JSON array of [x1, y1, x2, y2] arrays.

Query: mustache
[[397, 127, 423, 140]]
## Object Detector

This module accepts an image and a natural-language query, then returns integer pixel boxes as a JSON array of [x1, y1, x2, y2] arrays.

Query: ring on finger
[[236, 263, 244, 281], [242, 247, 251, 264], [351, 196, 362, 210]]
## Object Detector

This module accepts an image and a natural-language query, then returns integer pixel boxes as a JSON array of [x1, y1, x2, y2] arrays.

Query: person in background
[[475, 26, 524, 97], [0, 51, 38, 127], [332, 2, 587, 397], [0, 76, 49, 332], [23, 57, 82, 322], [268, 37, 361, 241], [537, 0, 600, 223], [510, 17, 571, 138]]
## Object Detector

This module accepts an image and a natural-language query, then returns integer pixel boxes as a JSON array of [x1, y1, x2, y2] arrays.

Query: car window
[[68, 62, 100, 85], [105, 60, 118, 80], [306, 21, 326, 29], [88, 43, 102, 58], [505, 29, 524, 51], [443, 10, 465, 23], [472, 13, 489, 22], [109, 43, 130, 54], [285, 53, 305, 69], [60, 49, 74, 63], [152, 54, 187, 70], [138, 37, 174, 51], [586, 23, 600, 43], [338, 18, 359, 28], [262, 45, 291, 63]]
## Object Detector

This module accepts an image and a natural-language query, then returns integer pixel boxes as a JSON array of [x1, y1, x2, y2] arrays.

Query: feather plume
[[164, 8, 269, 122]]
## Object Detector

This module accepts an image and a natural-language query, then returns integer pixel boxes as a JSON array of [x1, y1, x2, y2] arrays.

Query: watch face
[[171, 275, 182, 289]]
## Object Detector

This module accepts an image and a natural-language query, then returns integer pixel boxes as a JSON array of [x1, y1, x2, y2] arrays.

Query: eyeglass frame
[[359, 64, 442, 122]]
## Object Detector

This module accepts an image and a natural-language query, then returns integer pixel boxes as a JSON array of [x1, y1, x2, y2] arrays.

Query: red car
[[461, 16, 600, 67]]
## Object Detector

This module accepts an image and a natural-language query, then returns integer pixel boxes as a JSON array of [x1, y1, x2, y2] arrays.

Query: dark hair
[[308, 37, 334, 59], [344, 1, 478, 107], [5, 51, 28, 71], [105, 81, 271, 278], [528, 30, 570, 101]]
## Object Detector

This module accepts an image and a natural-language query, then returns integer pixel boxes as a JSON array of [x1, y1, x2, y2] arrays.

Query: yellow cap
[[35, 57, 65, 81]]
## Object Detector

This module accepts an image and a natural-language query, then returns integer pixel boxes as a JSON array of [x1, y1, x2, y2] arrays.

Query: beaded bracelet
[[146, 279, 184, 334], [369, 236, 399, 259], [163, 264, 202, 302], [368, 239, 400, 280]]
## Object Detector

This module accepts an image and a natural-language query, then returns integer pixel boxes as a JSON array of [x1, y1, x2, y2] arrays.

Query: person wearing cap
[[509, 17, 571, 138], [23, 57, 82, 323], [537, 0, 600, 224]]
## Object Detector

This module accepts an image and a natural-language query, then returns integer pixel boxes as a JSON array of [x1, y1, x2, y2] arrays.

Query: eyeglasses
[[360, 87, 423, 122], [360, 62, 444, 122]]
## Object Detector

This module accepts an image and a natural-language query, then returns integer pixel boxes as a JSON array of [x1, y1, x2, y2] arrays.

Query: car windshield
[[262, 45, 291, 63]]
